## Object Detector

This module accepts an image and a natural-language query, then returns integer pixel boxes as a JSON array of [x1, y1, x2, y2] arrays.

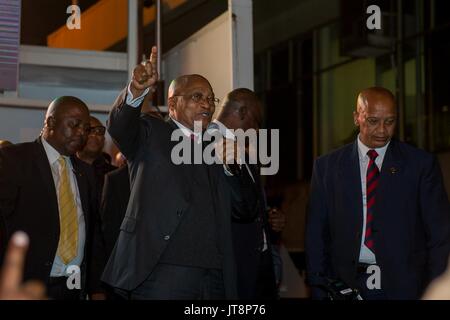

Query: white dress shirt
[[357, 135, 390, 264], [170, 116, 202, 142], [126, 82, 149, 107], [41, 137, 86, 277]]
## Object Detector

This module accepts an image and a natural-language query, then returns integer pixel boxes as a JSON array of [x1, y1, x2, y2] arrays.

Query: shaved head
[[354, 87, 397, 148], [42, 96, 91, 156], [356, 87, 396, 113], [167, 74, 215, 130], [45, 96, 89, 121], [89, 116, 102, 127], [217, 88, 263, 131], [168, 74, 212, 99]]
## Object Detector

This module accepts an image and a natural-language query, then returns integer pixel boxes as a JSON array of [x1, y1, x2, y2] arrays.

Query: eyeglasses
[[172, 93, 220, 105], [89, 126, 106, 136]]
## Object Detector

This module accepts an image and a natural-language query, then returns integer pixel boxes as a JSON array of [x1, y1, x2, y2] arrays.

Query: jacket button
[[164, 235, 170, 241], [45, 261, 53, 266], [177, 210, 182, 217]]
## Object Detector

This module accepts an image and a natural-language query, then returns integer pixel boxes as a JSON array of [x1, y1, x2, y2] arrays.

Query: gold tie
[[56, 156, 78, 264]]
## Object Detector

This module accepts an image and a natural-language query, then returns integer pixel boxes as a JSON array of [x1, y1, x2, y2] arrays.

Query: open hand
[[268, 208, 286, 233]]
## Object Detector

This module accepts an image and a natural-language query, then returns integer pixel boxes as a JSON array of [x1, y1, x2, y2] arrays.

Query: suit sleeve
[[419, 154, 450, 282], [85, 167, 107, 295], [305, 158, 331, 299], [0, 150, 19, 259], [107, 89, 152, 161], [225, 168, 259, 221], [100, 172, 126, 259]]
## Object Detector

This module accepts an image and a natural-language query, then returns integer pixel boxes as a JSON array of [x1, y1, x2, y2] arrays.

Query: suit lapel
[[34, 138, 59, 220], [166, 118, 194, 200], [70, 157, 91, 228], [339, 141, 364, 253]]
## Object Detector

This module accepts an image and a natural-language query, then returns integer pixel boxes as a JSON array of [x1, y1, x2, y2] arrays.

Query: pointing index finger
[[150, 46, 157, 72]]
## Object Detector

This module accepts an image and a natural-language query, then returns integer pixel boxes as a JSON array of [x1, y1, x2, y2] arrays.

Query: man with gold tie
[[0, 97, 104, 299]]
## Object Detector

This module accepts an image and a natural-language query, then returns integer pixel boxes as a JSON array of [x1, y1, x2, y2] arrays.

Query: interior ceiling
[[20, 0, 317, 56], [20, 0, 227, 56], [21, 0, 98, 46]]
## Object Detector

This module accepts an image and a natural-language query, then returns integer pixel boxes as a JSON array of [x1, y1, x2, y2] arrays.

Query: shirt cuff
[[126, 82, 150, 108], [223, 164, 234, 176]]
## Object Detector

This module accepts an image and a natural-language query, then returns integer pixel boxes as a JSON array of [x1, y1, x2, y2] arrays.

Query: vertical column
[[396, 0, 405, 141], [156, 0, 162, 77], [128, 0, 139, 79], [229, 0, 254, 90]]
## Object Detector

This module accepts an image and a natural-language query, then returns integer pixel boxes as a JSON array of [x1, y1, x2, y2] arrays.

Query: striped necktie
[[364, 149, 379, 252], [56, 156, 78, 264]]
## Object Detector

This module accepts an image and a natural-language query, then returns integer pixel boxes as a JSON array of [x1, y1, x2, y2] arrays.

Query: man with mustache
[[102, 47, 258, 299], [0, 96, 104, 299], [306, 87, 450, 299]]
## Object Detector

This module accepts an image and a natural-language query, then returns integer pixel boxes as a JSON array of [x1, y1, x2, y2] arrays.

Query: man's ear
[[46, 116, 56, 129], [168, 97, 176, 115], [353, 111, 360, 126]]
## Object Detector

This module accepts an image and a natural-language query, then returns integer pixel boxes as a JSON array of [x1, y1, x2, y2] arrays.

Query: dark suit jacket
[[100, 165, 130, 260], [101, 91, 258, 299], [232, 164, 277, 299], [0, 138, 104, 296], [305, 138, 450, 299]]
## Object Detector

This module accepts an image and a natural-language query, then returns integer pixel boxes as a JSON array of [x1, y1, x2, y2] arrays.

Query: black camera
[[308, 275, 363, 300], [321, 278, 363, 300]]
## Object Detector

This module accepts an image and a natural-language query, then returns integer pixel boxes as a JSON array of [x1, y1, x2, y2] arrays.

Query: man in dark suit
[[212, 88, 285, 299], [305, 87, 450, 300], [101, 112, 162, 262], [101, 47, 258, 299], [0, 96, 104, 300]]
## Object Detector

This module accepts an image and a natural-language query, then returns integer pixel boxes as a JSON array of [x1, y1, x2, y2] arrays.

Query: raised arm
[[107, 46, 159, 160]]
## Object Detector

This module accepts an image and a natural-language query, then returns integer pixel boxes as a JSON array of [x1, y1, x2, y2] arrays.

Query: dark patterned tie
[[365, 149, 379, 252]]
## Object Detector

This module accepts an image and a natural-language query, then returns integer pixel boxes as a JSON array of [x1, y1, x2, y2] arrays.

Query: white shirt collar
[[41, 136, 64, 165], [211, 119, 235, 140], [357, 134, 390, 160], [169, 116, 201, 139]]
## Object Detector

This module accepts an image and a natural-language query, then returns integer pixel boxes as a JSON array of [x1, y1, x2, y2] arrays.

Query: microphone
[[207, 122, 242, 175]]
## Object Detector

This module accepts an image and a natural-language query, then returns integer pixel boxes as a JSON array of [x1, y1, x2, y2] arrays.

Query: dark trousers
[[129, 263, 225, 300], [356, 264, 386, 300], [47, 277, 81, 300], [254, 249, 278, 299]]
